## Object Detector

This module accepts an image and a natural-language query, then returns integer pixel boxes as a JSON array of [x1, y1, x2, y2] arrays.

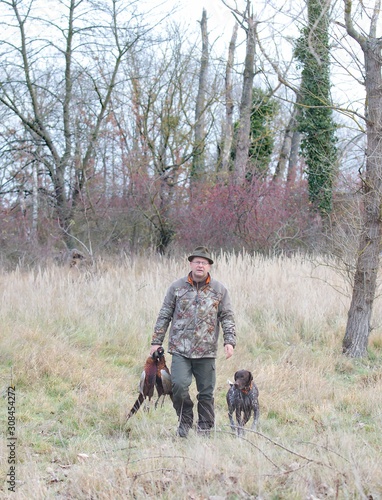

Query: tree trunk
[[273, 106, 298, 182], [295, 0, 337, 215], [287, 122, 301, 186], [220, 23, 238, 174], [343, 2, 382, 357], [31, 160, 38, 238], [191, 8, 209, 181], [233, 2, 256, 183]]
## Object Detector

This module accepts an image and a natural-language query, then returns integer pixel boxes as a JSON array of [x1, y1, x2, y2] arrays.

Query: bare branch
[[344, 0, 367, 50]]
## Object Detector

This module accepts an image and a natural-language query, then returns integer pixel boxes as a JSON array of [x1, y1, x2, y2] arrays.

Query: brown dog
[[226, 369, 259, 436]]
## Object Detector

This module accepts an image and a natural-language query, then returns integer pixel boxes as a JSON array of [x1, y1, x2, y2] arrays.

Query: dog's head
[[234, 369, 253, 390]]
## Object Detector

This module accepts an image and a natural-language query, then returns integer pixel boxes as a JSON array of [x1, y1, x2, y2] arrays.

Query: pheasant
[[126, 346, 172, 420]]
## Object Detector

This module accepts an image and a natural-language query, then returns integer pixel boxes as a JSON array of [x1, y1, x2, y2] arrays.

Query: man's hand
[[224, 344, 234, 359], [150, 345, 161, 355]]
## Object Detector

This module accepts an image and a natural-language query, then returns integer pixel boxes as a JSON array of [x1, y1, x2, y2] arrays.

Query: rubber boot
[[174, 397, 194, 438], [197, 399, 214, 436]]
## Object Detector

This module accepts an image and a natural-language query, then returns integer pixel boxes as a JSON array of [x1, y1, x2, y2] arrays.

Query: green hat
[[188, 246, 214, 265]]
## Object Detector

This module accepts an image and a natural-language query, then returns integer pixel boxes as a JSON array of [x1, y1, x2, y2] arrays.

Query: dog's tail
[[227, 379, 234, 387]]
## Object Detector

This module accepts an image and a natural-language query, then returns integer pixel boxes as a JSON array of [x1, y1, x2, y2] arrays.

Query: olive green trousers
[[171, 354, 216, 430]]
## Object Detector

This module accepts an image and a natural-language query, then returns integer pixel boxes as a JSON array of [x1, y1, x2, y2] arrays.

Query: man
[[150, 246, 236, 437]]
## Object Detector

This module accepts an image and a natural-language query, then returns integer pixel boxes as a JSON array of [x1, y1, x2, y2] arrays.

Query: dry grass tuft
[[1, 253, 382, 499]]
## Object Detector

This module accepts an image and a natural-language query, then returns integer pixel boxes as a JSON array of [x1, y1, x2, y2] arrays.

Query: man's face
[[190, 258, 211, 282]]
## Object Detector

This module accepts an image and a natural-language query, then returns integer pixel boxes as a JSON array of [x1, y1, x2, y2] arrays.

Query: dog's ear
[[234, 371, 239, 380], [248, 371, 253, 383]]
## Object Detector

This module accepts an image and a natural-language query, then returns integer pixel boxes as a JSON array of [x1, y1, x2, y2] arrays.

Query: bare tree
[[121, 26, 203, 252], [287, 108, 302, 185], [0, 0, 150, 249], [219, 23, 238, 174], [191, 8, 209, 181], [341, 0, 382, 357], [273, 100, 302, 184], [224, 0, 257, 183]]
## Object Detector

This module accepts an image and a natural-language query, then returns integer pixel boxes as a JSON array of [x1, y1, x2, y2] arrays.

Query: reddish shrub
[[173, 179, 314, 254]]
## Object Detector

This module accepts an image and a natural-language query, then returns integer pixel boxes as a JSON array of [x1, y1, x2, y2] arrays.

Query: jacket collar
[[187, 272, 211, 287]]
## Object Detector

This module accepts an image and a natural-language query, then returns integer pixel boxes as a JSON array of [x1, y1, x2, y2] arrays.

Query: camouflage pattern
[[152, 274, 236, 358]]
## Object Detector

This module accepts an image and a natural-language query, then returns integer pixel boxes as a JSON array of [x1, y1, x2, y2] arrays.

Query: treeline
[[0, 0, 364, 266]]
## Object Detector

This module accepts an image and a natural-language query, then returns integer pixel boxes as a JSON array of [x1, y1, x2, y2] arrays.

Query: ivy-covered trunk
[[295, 0, 337, 215]]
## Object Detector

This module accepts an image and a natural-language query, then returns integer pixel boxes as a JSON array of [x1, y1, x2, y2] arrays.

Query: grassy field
[[1, 252, 382, 499]]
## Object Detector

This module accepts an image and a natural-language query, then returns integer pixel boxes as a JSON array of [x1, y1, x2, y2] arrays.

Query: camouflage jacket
[[152, 273, 236, 358]]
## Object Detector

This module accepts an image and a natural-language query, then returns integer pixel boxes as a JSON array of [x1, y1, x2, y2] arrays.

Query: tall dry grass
[[0, 252, 382, 499]]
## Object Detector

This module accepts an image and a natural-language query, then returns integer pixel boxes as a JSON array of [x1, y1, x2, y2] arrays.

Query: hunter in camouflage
[[152, 273, 236, 358], [150, 246, 236, 438]]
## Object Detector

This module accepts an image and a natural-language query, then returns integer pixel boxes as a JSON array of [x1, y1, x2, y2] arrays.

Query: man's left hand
[[224, 344, 234, 359]]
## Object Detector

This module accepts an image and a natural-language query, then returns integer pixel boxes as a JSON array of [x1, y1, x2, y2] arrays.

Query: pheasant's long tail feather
[[126, 392, 145, 420]]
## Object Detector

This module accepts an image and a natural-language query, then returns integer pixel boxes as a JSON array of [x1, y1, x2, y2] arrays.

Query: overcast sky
[[176, 0, 236, 30], [157, 0, 243, 54]]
